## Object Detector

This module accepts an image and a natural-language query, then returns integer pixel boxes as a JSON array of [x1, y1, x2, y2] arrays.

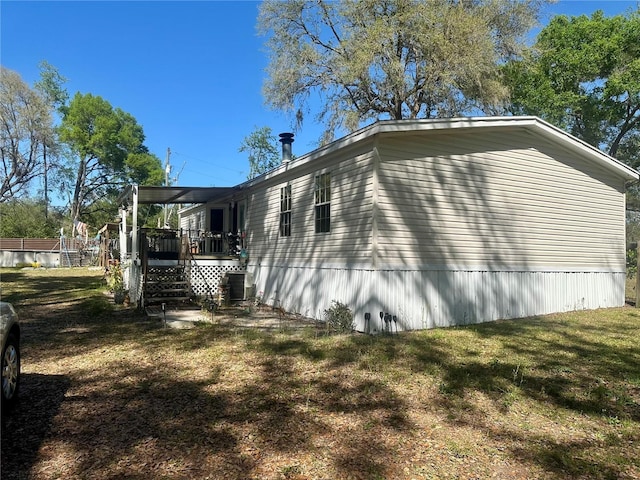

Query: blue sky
[[2, 0, 638, 199]]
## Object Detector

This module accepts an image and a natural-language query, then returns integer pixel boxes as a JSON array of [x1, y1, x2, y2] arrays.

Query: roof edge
[[248, 116, 638, 184]]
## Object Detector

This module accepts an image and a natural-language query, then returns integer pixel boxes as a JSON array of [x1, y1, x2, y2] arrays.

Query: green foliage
[[617, 131, 640, 170], [323, 300, 355, 333], [627, 247, 637, 279], [0, 66, 55, 201], [59, 92, 144, 169], [125, 152, 164, 186], [259, 0, 546, 143], [58, 92, 161, 221], [34, 60, 69, 113], [239, 126, 280, 179], [106, 262, 124, 292], [1, 61, 166, 231], [0, 199, 66, 237], [504, 9, 640, 159]]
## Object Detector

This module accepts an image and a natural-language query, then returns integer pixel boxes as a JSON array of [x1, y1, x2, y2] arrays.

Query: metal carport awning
[[119, 185, 238, 206], [116, 185, 240, 268]]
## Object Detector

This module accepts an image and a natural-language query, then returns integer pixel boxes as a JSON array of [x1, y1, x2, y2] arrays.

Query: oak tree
[[0, 67, 54, 202], [259, 0, 547, 143], [34, 61, 69, 217], [240, 126, 280, 179], [58, 92, 163, 222], [504, 9, 640, 161]]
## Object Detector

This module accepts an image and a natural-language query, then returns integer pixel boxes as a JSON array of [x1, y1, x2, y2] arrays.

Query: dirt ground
[[145, 302, 323, 331]]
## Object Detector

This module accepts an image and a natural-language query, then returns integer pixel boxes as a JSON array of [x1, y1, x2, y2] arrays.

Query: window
[[279, 185, 291, 237], [314, 172, 330, 233]]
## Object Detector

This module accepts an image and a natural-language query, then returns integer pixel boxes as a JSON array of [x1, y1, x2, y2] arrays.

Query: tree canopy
[[0, 198, 65, 238], [239, 126, 281, 179], [58, 92, 163, 223], [504, 9, 640, 163], [0, 66, 54, 202], [259, 0, 547, 143], [34, 60, 69, 114], [1, 63, 164, 236]]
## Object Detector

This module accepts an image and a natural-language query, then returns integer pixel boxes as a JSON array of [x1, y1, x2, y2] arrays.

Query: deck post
[[119, 207, 127, 263], [132, 185, 139, 263]]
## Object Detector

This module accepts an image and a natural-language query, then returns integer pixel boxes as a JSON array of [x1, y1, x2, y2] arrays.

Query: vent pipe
[[279, 132, 294, 164]]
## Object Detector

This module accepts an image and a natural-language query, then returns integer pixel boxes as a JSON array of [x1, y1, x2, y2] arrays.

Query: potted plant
[[107, 263, 127, 304]]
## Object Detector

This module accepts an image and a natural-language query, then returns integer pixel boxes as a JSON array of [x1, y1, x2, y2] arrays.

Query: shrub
[[323, 300, 354, 333], [106, 263, 124, 292], [16, 262, 40, 268], [199, 296, 218, 313], [627, 248, 637, 279]]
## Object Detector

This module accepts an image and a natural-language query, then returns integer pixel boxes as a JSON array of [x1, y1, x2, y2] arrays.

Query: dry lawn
[[1, 267, 639, 480]]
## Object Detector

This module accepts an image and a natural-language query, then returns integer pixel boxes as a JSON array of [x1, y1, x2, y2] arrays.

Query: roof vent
[[279, 132, 294, 163]]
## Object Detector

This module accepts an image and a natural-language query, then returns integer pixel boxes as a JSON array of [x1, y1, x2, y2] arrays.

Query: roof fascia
[[239, 116, 638, 188], [378, 116, 639, 181], [524, 118, 639, 181]]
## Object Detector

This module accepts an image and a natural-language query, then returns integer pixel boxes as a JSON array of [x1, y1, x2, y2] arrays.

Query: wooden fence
[[0, 238, 84, 251], [0, 237, 98, 267]]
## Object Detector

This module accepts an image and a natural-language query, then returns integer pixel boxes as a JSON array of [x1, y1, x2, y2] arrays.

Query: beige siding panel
[[246, 150, 375, 265], [376, 131, 626, 270], [180, 205, 207, 232]]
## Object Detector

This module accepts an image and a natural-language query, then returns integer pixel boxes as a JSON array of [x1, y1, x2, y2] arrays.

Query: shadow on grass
[[19, 351, 409, 479], [1, 271, 106, 307], [1, 373, 71, 480], [3, 268, 639, 478], [513, 435, 633, 480]]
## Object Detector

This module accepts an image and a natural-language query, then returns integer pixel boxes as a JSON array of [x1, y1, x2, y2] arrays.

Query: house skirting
[[188, 258, 246, 297], [248, 263, 625, 331]]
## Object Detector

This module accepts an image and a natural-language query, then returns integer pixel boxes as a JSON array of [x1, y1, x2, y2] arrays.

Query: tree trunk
[[71, 157, 88, 222]]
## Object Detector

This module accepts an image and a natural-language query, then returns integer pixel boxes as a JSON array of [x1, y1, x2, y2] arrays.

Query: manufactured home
[[119, 116, 639, 331]]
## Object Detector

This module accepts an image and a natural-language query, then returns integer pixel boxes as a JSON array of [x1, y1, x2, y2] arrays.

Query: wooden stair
[[143, 265, 191, 306]]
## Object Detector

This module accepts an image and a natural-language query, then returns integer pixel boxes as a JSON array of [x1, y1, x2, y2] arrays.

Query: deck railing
[[183, 229, 227, 255], [0, 237, 88, 251], [142, 228, 239, 257]]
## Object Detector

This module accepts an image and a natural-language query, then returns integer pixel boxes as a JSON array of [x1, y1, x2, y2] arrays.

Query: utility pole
[[164, 148, 171, 227]]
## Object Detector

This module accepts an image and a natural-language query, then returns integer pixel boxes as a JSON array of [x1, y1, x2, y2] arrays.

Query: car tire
[[1, 333, 20, 414]]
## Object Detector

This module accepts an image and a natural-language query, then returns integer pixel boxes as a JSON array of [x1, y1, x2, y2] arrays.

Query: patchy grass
[[626, 275, 636, 304], [1, 267, 639, 480]]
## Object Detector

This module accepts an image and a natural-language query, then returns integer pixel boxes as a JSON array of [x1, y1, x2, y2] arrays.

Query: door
[[210, 208, 224, 232]]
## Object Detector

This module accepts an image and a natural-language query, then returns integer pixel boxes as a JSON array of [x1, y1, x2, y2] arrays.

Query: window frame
[[279, 184, 292, 237], [314, 172, 331, 234]]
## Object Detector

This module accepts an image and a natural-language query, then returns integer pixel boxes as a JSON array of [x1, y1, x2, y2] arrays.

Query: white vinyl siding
[[179, 205, 206, 233], [171, 118, 633, 329], [252, 265, 624, 331], [375, 130, 626, 270]]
